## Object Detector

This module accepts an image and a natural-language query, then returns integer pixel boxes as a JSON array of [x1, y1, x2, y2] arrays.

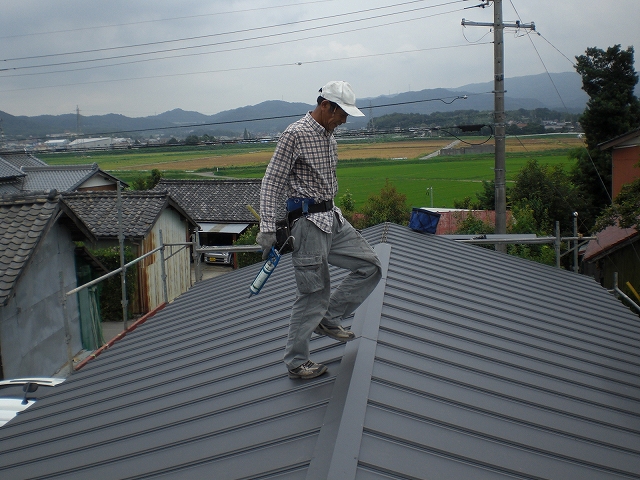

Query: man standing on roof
[[257, 80, 382, 380]]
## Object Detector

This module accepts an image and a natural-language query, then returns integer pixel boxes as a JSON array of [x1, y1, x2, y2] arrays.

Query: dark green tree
[[185, 135, 199, 145], [130, 168, 163, 190], [571, 45, 640, 228], [595, 178, 640, 232], [354, 179, 409, 228], [510, 159, 584, 235]]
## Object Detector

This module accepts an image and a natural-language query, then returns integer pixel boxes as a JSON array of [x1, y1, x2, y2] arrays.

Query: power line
[[72, 93, 475, 137], [1, 1, 465, 71], [0, 0, 336, 40], [0, 42, 490, 91]]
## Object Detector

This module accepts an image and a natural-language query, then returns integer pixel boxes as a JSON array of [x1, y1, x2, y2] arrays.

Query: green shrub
[[234, 225, 262, 268], [90, 246, 137, 321]]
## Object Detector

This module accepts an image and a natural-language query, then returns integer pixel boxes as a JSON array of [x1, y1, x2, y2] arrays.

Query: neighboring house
[[583, 223, 640, 295], [20, 163, 123, 192], [3, 223, 638, 478], [154, 178, 267, 246], [0, 191, 95, 379], [0, 152, 46, 195], [0, 151, 125, 194], [599, 127, 640, 198], [427, 208, 512, 234], [60, 191, 198, 314]]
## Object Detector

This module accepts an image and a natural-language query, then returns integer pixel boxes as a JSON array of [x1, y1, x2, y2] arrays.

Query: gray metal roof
[[1, 223, 639, 479]]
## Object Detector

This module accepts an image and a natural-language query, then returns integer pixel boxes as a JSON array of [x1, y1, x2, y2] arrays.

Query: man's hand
[[256, 232, 277, 260]]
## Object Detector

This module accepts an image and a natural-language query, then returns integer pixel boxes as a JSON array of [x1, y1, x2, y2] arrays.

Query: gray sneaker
[[288, 360, 328, 379], [314, 323, 355, 342]]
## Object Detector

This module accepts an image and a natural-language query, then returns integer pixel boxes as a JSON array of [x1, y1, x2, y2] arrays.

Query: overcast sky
[[1, 0, 638, 118]]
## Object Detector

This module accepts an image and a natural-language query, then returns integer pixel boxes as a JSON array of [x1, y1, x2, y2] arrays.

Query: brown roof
[[583, 224, 639, 262]]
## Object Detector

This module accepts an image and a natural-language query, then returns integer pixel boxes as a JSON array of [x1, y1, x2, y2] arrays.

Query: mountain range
[[0, 72, 588, 140]]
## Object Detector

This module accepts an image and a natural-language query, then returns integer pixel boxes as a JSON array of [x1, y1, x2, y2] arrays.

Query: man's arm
[[260, 130, 297, 232]]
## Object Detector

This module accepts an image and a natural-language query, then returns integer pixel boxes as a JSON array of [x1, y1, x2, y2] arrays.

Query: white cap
[[318, 80, 365, 117]]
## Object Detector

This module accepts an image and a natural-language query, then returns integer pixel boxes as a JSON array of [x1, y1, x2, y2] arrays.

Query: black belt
[[287, 199, 334, 222]]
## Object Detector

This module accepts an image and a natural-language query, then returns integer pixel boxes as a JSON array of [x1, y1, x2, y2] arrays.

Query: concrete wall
[[0, 223, 82, 378]]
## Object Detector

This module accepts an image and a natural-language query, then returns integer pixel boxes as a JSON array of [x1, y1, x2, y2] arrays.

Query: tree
[[594, 178, 640, 232], [130, 168, 163, 190], [354, 179, 409, 228], [571, 45, 640, 227], [185, 135, 199, 145], [510, 159, 584, 235]]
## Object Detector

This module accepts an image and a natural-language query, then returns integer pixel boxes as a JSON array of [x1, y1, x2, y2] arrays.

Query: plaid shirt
[[260, 112, 343, 233]]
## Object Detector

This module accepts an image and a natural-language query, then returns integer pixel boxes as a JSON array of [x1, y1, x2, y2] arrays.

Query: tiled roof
[[1, 223, 638, 478], [0, 158, 25, 180], [0, 180, 22, 195], [0, 152, 47, 169], [154, 179, 265, 223], [0, 191, 59, 306], [21, 163, 100, 192], [60, 190, 175, 239]]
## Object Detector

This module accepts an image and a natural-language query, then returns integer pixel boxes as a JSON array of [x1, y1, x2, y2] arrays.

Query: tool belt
[[286, 197, 334, 223]]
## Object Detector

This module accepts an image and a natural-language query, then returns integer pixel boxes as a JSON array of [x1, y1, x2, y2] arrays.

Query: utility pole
[[462, 1, 535, 250]]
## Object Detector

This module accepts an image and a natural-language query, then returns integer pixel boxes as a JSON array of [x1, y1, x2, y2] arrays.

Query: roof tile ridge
[[22, 164, 95, 172]]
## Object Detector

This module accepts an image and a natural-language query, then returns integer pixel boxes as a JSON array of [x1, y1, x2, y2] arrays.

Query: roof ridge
[[0, 189, 58, 205], [61, 190, 167, 197], [157, 179, 261, 184], [22, 163, 98, 172]]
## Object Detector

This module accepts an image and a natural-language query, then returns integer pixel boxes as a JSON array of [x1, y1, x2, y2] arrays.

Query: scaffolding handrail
[[66, 246, 162, 297]]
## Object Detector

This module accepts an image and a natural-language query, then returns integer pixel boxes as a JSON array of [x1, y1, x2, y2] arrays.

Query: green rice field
[[39, 135, 581, 209]]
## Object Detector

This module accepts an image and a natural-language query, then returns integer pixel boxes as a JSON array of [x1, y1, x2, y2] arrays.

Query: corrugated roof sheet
[[1, 223, 638, 479], [0, 191, 59, 306]]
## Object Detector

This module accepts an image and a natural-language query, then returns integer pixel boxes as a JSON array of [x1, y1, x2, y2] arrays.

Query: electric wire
[[64, 93, 477, 137], [0, 1, 466, 72], [508, 0, 640, 272], [0, 5, 464, 78], [3, 0, 457, 62], [1, 41, 490, 83], [0, 0, 335, 40]]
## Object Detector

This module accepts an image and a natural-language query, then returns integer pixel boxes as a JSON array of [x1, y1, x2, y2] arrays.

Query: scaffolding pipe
[[158, 229, 169, 305], [116, 182, 128, 329], [610, 272, 640, 315], [66, 246, 162, 297]]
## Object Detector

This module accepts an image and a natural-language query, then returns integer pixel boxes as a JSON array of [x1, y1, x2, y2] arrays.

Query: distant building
[[68, 137, 112, 149], [426, 208, 512, 234]]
